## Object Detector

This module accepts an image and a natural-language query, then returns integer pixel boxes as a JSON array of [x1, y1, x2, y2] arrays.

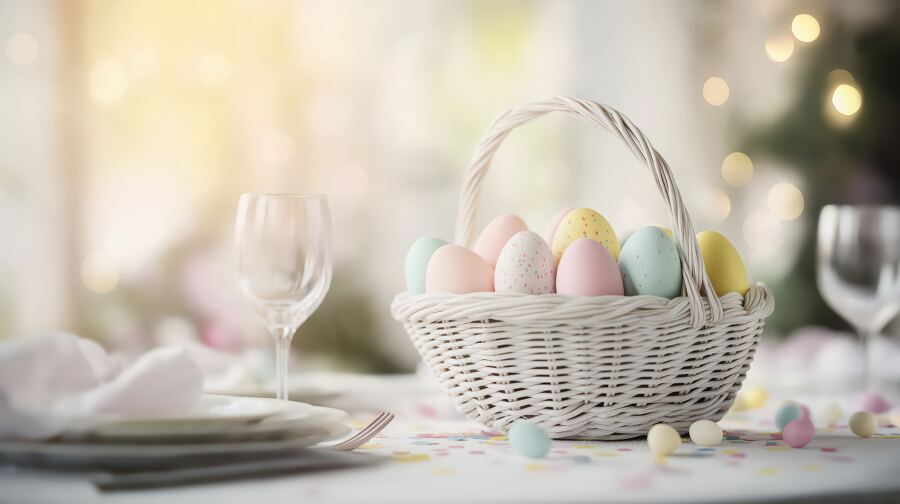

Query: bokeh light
[[767, 182, 804, 220], [791, 14, 820, 43], [709, 188, 732, 221], [5, 33, 39, 65], [722, 152, 753, 187], [743, 209, 784, 261], [90, 59, 129, 104], [703, 77, 729, 106], [197, 52, 232, 87], [832, 84, 862, 116], [80, 253, 120, 293], [765, 35, 794, 63]]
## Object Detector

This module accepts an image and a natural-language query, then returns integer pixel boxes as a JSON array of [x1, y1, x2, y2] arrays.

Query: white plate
[[0, 423, 351, 470]]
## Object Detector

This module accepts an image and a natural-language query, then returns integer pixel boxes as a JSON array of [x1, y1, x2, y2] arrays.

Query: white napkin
[[0, 333, 203, 440]]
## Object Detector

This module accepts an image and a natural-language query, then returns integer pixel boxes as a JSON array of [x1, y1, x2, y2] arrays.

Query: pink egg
[[473, 214, 529, 269], [543, 208, 575, 246], [425, 245, 494, 294], [782, 418, 815, 448], [800, 404, 811, 421], [859, 393, 890, 414], [556, 238, 624, 296]]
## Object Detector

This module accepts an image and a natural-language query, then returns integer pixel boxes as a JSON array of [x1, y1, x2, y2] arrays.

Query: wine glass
[[817, 205, 900, 391], [234, 194, 333, 400]]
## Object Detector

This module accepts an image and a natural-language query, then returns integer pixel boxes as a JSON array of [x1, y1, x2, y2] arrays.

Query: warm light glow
[[128, 47, 159, 78], [197, 52, 232, 87], [722, 152, 753, 187], [90, 59, 130, 104], [259, 129, 296, 166], [792, 14, 820, 43], [767, 182, 804, 220], [326, 163, 369, 206], [765, 36, 794, 63], [709, 188, 732, 221], [703, 77, 729, 106], [743, 210, 784, 261], [80, 253, 120, 293], [5, 33, 38, 65], [832, 84, 862, 116]]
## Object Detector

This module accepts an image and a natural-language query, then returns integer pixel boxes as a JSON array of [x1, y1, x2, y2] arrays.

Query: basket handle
[[454, 96, 723, 328]]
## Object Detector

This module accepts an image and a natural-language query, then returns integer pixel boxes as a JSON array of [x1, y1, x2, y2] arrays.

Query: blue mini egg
[[618, 226, 682, 298], [775, 403, 803, 431], [508, 421, 550, 459], [404, 237, 448, 294]]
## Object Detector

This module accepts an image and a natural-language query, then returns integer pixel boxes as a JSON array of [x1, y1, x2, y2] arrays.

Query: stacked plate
[[0, 394, 357, 483]]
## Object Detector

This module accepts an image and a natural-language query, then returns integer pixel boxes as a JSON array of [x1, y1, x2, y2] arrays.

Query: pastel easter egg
[[696, 230, 750, 296], [404, 237, 448, 294], [425, 245, 494, 294], [849, 411, 877, 438], [782, 418, 815, 448], [544, 207, 575, 245], [647, 424, 681, 457], [494, 231, 555, 294], [556, 238, 624, 296], [822, 403, 843, 425], [775, 402, 803, 431], [618, 226, 683, 298], [858, 392, 890, 414], [508, 421, 550, 459], [473, 214, 529, 268], [551, 208, 620, 262], [688, 420, 723, 447]]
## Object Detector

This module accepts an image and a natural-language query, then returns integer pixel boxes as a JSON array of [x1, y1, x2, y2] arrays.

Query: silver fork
[[321, 411, 394, 451]]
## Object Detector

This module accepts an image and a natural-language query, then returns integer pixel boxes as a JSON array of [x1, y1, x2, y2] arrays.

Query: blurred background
[[1, 0, 899, 381]]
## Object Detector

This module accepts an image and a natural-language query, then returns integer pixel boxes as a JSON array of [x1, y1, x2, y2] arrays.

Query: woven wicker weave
[[391, 97, 774, 440]]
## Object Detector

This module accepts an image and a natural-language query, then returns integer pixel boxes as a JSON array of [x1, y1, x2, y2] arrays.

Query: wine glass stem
[[860, 329, 873, 392], [272, 327, 295, 401]]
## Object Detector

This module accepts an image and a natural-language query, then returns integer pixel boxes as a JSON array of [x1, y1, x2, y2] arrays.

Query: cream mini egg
[[647, 424, 681, 457], [849, 411, 877, 438], [696, 230, 750, 296], [688, 420, 723, 447], [494, 231, 555, 294], [556, 238, 624, 296], [404, 237, 448, 294], [425, 245, 494, 294], [618, 226, 682, 298], [551, 208, 620, 262], [473, 214, 529, 269]]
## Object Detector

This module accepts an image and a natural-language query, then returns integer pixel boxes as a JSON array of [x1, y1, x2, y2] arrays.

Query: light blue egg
[[618, 226, 682, 298], [775, 403, 803, 431], [508, 421, 550, 459], [404, 237, 447, 294]]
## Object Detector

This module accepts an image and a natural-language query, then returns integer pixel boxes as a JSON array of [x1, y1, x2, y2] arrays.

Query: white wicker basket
[[391, 97, 774, 440]]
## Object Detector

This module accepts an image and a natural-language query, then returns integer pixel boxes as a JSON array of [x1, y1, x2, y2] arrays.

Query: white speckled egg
[[495, 231, 555, 294], [618, 226, 682, 298]]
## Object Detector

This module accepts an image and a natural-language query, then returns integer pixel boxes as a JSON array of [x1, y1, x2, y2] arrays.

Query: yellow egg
[[647, 424, 681, 457], [551, 208, 620, 262], [696, 230, 750, 296]]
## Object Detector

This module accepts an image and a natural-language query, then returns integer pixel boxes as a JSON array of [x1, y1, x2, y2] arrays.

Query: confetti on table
[[758, 467, 780, 476]]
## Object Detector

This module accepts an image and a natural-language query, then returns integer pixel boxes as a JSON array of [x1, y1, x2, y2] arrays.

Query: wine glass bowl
[[234, 194, 333, 400], [816, 204, 900, 390]]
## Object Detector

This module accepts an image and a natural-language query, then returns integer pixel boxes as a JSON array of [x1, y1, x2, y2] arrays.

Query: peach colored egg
[[544, 207, 575, 245], [473, 214, 529, 268], [556, 238, 624, 296], [425, 245, 494, 294], [495, 231, 555, 294]]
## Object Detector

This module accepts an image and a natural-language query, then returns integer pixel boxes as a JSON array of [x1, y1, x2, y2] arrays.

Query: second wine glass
[[234, 194, 333, 401]]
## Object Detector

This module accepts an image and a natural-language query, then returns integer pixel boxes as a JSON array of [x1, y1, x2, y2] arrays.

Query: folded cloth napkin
[[0, 333, 203, 440]]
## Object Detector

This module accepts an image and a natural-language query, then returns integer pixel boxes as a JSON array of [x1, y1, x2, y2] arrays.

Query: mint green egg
[[618, 226, 682, 298], [404, 237, 447, 294]]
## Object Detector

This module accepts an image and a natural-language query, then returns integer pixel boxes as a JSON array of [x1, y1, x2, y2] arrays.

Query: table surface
[[3, 401, 900, 504]]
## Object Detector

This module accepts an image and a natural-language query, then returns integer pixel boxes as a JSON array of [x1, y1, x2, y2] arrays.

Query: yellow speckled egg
[[696, 230, 750, 296], [551, 208, 620, 262]]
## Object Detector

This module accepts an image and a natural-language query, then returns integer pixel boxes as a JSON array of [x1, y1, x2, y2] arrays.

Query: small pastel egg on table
[[494, 231, 555, 294], [508, 421, 550, 459], [556, 238, 624, 296], [551, 208, 620, 262], [647, 424, 681, 458], [858, 392, 890, 414], [473, 214, 529, 269], [618, 226, 683, 298], [404, 237, 448, 294], [775, 402, 803, 431], [849, 411, 877, 438], [782, 418, 815, 448], [689, 419, 723, 447], [425, 245, 494, 294], [822, 403, 843, 425], [544, 207, 575, 245], [696, 230, 750, 296]]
